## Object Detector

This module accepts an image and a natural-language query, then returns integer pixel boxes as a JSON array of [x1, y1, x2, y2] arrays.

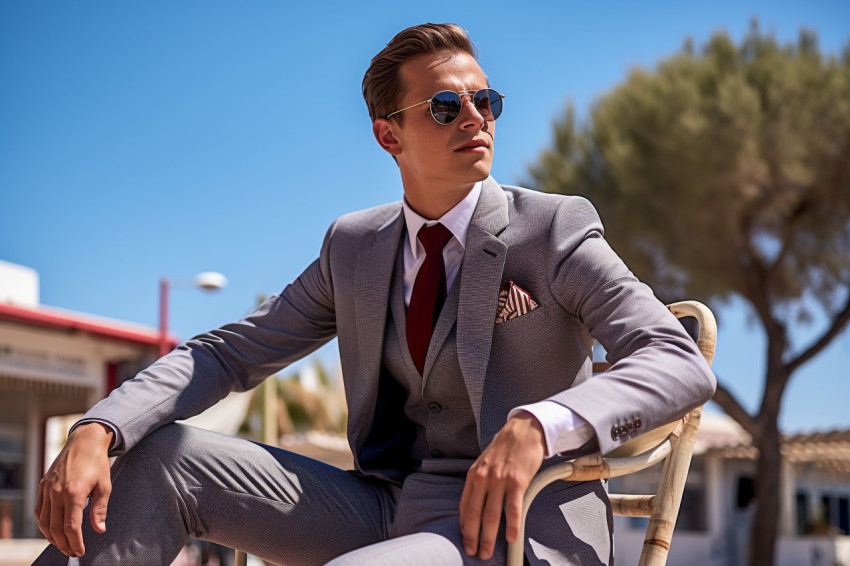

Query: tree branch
[[712, 379, 761, 440], [738, 212, 781, 334], [767, 196, 811, 275], [787, 287, 850, 374]]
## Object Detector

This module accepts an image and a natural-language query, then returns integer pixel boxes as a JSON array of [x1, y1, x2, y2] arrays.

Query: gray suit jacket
[[87, 177, 715, 473]]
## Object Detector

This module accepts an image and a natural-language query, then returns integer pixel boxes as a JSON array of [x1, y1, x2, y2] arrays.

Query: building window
[[795, 491, 809, 535], [0, 424, 25, 538], [838, 497, 849, 535], [677, 485, 708, 531], [736, 476, 755, 509], [802, 493, 849, 535]]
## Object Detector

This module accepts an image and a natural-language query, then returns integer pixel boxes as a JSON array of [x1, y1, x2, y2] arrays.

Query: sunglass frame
[[385, 88, 504, 125]]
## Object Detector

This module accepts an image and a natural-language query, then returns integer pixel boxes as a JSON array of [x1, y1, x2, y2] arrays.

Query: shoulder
[[327, 201, 403, 238], [499, 185, 594, 217], [336, 200, 402, 228], [495, 183, 602, 235]]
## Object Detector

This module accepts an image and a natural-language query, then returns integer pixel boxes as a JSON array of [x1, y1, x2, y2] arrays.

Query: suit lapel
[[457, 177, 509, 430], [352, 207, 405, 455], [422, 272, 461, 384]]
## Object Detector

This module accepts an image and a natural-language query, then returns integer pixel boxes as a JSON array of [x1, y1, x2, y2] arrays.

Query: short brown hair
[[362, 23, 477, 123]]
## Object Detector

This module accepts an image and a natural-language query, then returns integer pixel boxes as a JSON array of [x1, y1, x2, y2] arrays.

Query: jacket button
[[430, 449, 443, 458], [428, 402, 442, 414]]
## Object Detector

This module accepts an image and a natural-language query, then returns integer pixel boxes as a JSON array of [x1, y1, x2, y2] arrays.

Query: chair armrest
[[507, 424, 679, 566]]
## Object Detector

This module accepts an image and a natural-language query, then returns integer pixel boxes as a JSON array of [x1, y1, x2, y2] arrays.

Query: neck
[[402, 178, 476, 220]]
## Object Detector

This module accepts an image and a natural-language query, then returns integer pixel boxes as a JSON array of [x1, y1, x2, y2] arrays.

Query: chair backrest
[[507, 300, 717, 566]]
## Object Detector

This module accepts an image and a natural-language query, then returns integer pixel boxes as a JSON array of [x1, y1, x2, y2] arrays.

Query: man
[[35, 23, 715, 565]]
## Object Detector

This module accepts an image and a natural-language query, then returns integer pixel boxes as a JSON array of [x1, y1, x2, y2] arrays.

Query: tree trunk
[[748, 411, 783, 566]]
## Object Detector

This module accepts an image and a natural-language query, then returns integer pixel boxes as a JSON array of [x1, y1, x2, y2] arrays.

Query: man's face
[[383, 51, 495, 193]]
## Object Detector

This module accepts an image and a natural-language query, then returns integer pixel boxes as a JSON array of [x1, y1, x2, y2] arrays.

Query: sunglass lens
[[428, 90, 503, 124], [474, 89, 502, 121], [430, 91, 462, 124]]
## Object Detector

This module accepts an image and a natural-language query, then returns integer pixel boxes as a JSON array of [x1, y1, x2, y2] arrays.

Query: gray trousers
[[34, 424, 612, 565]]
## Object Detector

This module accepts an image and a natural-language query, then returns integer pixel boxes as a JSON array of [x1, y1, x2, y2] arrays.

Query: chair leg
[[234, 549, 248, 566]]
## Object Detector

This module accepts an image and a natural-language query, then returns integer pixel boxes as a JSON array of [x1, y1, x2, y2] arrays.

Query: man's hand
[[459, 413, 545, 560], [35, 422, 113, 558]]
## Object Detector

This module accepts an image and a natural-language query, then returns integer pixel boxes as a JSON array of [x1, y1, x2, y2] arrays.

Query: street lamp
[[159, 272, 227, 357]]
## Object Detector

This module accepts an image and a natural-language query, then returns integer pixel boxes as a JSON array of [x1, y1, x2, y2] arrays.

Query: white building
[[613, 412, 850, 565], [0, 260, 175, 539]]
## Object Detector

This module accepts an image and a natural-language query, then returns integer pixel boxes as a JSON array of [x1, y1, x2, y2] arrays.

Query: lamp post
[[158, 271, 227, 357]]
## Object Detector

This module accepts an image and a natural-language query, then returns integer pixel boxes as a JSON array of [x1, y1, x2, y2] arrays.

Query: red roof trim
[[0, 302, 178, 348]]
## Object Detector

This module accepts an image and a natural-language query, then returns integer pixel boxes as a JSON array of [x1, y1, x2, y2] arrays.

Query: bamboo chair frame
[[506, 300, 717, 566], [235, 301, 715, 566]]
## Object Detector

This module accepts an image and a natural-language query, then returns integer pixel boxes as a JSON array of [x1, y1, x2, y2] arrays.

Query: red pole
[[159, 277, 169, 357]]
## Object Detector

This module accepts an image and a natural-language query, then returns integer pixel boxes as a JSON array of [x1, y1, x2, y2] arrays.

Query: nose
[[457, 94, 486, 129]]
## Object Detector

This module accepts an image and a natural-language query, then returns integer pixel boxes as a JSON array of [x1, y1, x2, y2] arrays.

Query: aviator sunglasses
[[385, 88, 505, 125]]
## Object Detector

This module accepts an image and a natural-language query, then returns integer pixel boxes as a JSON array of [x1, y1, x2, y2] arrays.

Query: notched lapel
[[457, 177, 509, 431]]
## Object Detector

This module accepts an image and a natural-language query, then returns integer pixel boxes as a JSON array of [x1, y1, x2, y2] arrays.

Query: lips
[[455, 138, 489, 151]]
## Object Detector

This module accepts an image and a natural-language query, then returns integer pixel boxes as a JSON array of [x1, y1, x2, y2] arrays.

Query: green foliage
[[282, 385, 314, 431], [528, 22, 850, 319], [238, 357, 348, 436]]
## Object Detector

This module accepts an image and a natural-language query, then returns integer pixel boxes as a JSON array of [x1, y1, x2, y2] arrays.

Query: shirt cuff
[[508, 400, 594, 458]]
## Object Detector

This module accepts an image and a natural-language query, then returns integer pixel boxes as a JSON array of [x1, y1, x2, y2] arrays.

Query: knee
[[326, 534, 464, 566]]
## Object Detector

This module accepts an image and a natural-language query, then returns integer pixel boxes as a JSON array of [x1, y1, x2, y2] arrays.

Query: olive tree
[[528, 22, 850, 566]]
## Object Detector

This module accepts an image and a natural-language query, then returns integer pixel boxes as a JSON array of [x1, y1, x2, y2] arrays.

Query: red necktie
[[407, 223, 453, 373]]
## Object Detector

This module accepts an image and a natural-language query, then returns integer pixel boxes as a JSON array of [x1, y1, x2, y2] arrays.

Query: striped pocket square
[[495, 281, 539, 323]]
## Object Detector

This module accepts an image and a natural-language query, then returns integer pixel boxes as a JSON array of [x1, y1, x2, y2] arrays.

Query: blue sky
[[2, 1, 848, 433]]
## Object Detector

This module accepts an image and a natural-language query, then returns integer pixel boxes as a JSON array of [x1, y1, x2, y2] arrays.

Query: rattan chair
[[506, 300, 717, 566]]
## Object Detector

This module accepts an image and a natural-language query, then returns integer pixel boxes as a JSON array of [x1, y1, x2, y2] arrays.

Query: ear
[[373, 118, 402, 157]]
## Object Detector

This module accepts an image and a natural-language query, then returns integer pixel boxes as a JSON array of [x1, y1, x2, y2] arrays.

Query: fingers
[[63, 495, 87, 558], [459, 472, 485, 557], [47, 486, 71, 556], [37, 469, 93, 558], [90, 477, 112, 533], [34, 483, 46, 537], [35, 480, 51, 541], [460, 464, 510, 560], [477, 484, 505, 560], [44, 485, 86, 557], [504, 485, 524, 544]]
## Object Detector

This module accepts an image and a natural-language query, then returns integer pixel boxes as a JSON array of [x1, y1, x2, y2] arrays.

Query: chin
[[470, 161, 492, 181]]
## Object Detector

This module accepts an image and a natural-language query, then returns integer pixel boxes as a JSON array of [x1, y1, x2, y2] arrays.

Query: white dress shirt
[[400, 182, 594, 457], [401, 183, 480, 305]]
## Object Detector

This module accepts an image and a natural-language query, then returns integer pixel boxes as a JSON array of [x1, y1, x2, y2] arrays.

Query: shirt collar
[[402, 181, 482, 260]]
